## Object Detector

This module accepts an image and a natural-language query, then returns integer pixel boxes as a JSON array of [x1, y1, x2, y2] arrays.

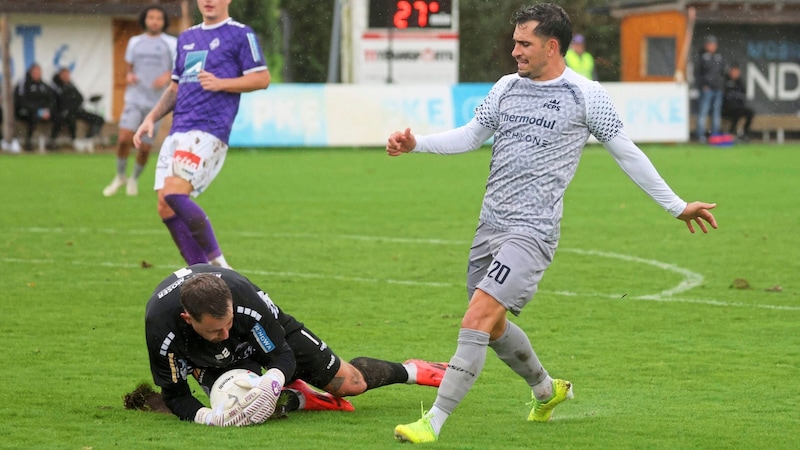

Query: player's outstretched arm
[[677, 201, 718, 233], [386, 128, 416, 157]]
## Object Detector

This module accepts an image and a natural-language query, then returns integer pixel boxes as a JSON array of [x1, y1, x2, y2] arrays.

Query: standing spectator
[[103, 5, 177, 197], [722, 63, 754, 143], [694, 35, 726, 143], [133, 0, 270, 269], [14, 63, 56, 151], [564, 34, 595, 80], [50, 67, 105, 148]]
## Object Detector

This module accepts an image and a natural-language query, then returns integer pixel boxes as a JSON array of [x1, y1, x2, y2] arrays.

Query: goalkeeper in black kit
[[142, 264, 446, 426]]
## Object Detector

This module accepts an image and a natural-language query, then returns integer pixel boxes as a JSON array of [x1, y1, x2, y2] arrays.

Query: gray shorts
[[119, 102, 162, 143], [467, 223, 557, 315]]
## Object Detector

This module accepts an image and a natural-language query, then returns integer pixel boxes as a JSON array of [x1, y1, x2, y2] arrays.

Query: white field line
[[6, 228, 799, 311]]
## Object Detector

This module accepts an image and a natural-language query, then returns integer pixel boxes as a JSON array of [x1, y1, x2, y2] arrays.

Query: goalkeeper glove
[[194, 398, 249, 427], [235, 368, 285, 424]]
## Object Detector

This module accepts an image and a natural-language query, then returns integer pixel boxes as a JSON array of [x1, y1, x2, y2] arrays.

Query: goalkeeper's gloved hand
[[234, 368, 285, 424], [194, 398, 249, 427]]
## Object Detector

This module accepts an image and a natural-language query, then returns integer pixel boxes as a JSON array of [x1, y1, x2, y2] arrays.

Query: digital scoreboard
[[368, 0, 453, 29], [348, 0, 459, 84]]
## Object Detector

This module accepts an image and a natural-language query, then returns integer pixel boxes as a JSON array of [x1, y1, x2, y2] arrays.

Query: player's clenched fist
[[386, 128, 416, 156]]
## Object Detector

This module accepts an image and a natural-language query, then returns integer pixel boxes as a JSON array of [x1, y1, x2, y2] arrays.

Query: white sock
[[402, 362, 417, 384], [428, 406, 448, 435], [209, 255, 231, 269], [532, 376, 554, 401]]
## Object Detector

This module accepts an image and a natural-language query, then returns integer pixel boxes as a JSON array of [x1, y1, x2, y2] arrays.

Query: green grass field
[[1, 143, 798, 449]]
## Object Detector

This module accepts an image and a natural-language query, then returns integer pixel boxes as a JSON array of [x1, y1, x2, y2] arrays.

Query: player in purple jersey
[[133, 0, 268, 269], [386, 4, 718, 444]]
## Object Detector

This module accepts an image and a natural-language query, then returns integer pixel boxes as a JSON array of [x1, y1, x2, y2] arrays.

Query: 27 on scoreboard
[[368, 0, 453, 29]]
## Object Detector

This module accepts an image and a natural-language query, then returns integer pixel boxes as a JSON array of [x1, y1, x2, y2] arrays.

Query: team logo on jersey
[[210, 38, 220, 51], [183, 43, 195, 50], [252, 323, 276, 353], [543, 99, 561, 111], [235, 342, 257, 360], [182, 50, 208, 82]]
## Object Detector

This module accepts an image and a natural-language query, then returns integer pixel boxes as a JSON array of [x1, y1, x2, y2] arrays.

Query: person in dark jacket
[[50, 67, 105, 145], [694, 35, 726, 143], [722, 63, 754, 142], [14, 63, 56, 151]]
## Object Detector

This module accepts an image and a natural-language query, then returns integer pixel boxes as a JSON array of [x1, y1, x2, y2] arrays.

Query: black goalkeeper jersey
[[145, 264, 302, 421]]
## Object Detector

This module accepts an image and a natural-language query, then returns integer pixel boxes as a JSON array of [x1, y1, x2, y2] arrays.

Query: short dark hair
[[180, 273, 232, 320], [511, 3, 573, 56], [138, 5, 169, 32]]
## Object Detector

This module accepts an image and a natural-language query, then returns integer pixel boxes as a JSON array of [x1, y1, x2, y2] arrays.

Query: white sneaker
[[103, 175, 127, 197], [126, 177, 138, 196], [0, 140, 19, 153]]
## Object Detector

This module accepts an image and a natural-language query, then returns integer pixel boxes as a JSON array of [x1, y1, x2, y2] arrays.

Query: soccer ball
[[209, 369, 260, 409]]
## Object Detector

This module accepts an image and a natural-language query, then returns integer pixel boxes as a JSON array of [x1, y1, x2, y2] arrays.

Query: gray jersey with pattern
[[124, 33, 177, 108], [473, 68, 623, 241]]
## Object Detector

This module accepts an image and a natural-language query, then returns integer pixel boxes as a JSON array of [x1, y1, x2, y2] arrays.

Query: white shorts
[[154, 130, 228, 197]]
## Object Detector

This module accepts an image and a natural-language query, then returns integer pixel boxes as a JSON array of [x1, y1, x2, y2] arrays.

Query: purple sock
[[164, 194, 222, 260], [163, 215, 209, 265]]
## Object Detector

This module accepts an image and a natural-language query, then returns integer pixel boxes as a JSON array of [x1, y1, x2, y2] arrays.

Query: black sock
[[273, 390, 300, 418], [349, 357, 408, 390]]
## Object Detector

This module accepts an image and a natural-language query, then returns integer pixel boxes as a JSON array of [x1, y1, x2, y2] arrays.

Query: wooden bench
[[11, 120, 114, 153], [749, 114, 800, 144], [693, 113, 800, 144]]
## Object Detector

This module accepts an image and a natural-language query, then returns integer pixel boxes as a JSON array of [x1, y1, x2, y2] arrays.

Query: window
[[645, 37, 676, 77]]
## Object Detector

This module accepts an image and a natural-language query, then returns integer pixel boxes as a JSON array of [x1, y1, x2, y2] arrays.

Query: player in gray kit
[[386, 3, 718, 444], [103, 5, 177, 197]]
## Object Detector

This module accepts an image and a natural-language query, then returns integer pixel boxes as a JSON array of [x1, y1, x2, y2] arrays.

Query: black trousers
[[15, 109, 52, 141], [723, 105, 754, 135], [51, 108, 105, 140]]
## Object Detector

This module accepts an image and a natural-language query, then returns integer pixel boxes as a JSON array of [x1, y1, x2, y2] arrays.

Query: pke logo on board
[[543, 99, 561, 111]]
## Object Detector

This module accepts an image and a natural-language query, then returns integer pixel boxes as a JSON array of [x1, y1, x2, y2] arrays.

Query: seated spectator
[[14, 62, 56, 151], [722, 63, 754, 142], [50, 67, 105, 148]]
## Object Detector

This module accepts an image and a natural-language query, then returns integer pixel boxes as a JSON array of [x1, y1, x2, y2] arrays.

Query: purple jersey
[[170, 18, 267, 143]]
